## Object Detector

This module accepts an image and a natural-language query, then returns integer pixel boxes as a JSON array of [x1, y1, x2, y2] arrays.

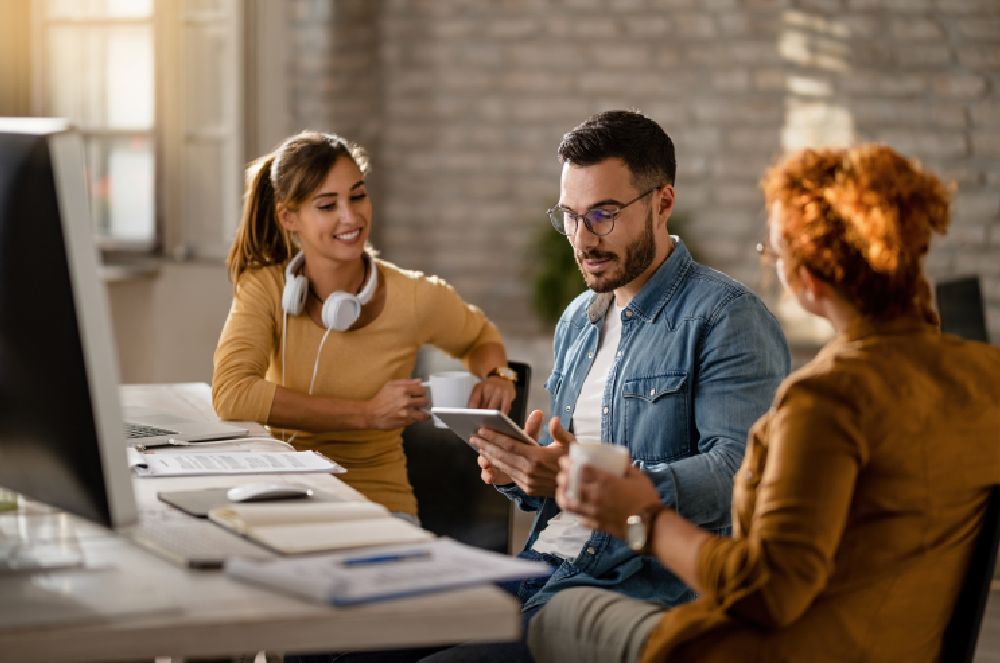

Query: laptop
[[123, 406, 249, 446]]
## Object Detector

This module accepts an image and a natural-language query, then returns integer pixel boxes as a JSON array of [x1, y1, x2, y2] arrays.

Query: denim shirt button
[[616, 351, 623, 357], [586, 546, 596, 555], [564, 405, 571, 411], [603, 406, 609, 414], [624, 310, 634, 318], [587, 352, 594, 359]]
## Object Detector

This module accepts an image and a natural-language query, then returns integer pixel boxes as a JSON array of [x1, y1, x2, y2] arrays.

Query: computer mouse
[[226, 482, 314, 503]]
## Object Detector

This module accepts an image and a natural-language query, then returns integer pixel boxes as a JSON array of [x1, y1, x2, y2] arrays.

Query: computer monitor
[[0, 118, 137, 533]]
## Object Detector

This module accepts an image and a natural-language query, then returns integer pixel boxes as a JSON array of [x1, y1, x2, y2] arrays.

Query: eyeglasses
[[547, 186, 663, 237]]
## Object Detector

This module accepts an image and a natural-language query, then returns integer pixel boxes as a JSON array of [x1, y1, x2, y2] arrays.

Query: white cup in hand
[[423, 370, 480, 428], [566, 439, 629, 502]]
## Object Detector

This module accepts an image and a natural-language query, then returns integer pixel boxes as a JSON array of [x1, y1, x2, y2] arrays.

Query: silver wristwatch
[[626, 504, 665, 554]]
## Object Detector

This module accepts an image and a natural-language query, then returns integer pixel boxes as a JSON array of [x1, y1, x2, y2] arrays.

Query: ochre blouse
[[642, 317, 1000, 662]]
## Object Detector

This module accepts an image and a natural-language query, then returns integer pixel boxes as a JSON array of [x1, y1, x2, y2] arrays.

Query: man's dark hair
[[557, 110, 676, 188]]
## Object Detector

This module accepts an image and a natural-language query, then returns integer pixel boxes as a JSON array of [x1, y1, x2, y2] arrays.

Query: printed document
[[129, 450, 344, 477], [226, 538, 551, 606]]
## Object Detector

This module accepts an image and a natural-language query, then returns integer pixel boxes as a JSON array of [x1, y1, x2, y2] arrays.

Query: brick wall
[[287, 0, 1000, 355]]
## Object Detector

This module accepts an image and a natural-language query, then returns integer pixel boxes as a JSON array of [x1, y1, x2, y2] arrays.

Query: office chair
[[939, 485, 1000, 663], [403, 361, 531, 554], [936, 276, 990, 343]]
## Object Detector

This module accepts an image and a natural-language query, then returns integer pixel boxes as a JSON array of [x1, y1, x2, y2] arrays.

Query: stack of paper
[[226, 538, 551, 606]]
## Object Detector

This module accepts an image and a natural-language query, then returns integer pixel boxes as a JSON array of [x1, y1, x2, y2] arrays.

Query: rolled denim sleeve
[[647, 294, 789, 529], [496, 482, 544, 511]]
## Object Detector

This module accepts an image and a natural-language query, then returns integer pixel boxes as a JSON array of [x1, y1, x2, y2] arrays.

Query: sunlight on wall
[[780, 10, 854, 153], [772, 9, 858, 349]]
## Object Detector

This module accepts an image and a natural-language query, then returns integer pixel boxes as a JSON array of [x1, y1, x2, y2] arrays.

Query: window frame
[[30, 4, 158, 253], [27, 0, 288, 263]]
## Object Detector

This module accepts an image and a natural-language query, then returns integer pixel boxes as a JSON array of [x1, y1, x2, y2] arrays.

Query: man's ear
[[657, 184, 675, 226]]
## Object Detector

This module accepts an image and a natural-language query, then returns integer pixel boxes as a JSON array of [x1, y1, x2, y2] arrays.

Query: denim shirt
[[500, 238, 790, 612]]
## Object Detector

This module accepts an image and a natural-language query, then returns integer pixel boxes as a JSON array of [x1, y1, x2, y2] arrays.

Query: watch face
[[491, 367, 517, 382], [626, 514, 646, 553]]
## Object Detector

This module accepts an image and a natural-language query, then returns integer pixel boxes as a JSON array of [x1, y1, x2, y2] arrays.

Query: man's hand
[[363, 379, 430, 430], [471, 412, 575, 496], [476, 409, 543, 485], [556, 458, 661, 540]]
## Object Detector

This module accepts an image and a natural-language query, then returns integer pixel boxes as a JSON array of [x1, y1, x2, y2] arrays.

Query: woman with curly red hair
[[527, 144, 1000, 662]]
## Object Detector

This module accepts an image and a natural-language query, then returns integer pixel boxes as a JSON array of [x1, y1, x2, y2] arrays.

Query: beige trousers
[[528, 587, 665, 663]]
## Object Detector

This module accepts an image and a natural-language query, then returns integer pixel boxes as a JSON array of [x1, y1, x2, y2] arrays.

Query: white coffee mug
[[424, 370, 480, 427], [566, 440, 629, 502]]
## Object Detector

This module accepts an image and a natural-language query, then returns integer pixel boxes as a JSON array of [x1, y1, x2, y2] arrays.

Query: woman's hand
[[556, 458, 662, 540], [363, 379, 430, 430], [468, 374, 517, 413]]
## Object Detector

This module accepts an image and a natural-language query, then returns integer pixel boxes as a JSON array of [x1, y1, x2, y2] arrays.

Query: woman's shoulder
[[234, 263, 285, 297], [772, 342, 868, 414], [375, 257, 452, 292]]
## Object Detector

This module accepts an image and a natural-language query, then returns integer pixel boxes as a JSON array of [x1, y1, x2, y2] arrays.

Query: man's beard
[[575, 209, 656, 294]]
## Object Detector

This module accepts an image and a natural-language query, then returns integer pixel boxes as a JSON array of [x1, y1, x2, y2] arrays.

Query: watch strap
[[638, 503, 666, 556], [486, 366, 517, 383]]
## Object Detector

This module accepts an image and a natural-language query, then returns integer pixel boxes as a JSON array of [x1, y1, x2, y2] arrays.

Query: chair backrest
[[936, 276, 989, 343], [403, 360, 531, 554], [939, 485, 1000, 663], [507, 360, 532, 427]]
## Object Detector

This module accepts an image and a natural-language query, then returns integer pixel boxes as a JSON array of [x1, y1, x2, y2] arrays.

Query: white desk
[[0, 383, 519, 662]]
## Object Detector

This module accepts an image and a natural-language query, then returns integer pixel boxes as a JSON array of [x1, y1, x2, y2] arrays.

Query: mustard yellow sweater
[[212, 258, 504, 515], [642, 317, 1000, 662]]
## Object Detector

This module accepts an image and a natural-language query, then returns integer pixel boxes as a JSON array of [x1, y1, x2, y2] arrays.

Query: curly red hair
[[761, 144, 952, 324]]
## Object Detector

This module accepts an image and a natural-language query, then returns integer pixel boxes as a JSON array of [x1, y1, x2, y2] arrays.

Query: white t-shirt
[[532, 303, 623, 560]]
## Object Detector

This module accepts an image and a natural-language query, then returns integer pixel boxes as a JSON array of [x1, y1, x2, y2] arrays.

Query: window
[[32, 0, 156, 249], [30, 0, 255, 260]]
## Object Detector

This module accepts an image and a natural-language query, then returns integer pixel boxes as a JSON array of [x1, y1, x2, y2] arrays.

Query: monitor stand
[[0, 501, 86, 573]]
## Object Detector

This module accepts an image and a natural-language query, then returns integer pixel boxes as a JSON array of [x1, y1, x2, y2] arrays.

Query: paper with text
[[226, 538, 551, 606], [131, 450, 345, 477]]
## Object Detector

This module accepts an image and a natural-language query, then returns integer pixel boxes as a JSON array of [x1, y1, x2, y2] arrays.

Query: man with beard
[[415, 110, 790, 663]]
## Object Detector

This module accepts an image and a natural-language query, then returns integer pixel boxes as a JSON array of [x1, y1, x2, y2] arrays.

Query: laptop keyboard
[[125, 422, 178, 439], [130, 519, 276, 570]]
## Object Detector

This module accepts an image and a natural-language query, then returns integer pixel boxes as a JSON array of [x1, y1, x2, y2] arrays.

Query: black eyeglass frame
[[547, 185, 664, 237]]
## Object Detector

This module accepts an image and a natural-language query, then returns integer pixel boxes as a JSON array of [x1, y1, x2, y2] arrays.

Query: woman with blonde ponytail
[[528, 144, 1000, 663], [212, 131, 515, 518]]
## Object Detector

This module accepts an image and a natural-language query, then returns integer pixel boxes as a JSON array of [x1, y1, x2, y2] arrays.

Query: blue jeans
[[284, 550, 561, 663]]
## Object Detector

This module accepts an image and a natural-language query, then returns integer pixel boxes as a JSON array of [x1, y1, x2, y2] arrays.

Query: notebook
[[207, 502, 433, 554], [124, 405, 249, 446]]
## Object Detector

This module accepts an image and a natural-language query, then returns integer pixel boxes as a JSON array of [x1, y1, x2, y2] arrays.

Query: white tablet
[[429, 408, 534, 445]]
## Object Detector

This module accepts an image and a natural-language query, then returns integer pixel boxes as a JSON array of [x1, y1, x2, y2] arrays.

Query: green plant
[[532, 225, 585, 328]]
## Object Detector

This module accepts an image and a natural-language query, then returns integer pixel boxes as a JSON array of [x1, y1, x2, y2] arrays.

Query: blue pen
[[340, 550, 432, 567]]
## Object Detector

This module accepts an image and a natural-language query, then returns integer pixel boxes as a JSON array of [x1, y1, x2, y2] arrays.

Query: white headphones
[[281, 251, 378, 331]]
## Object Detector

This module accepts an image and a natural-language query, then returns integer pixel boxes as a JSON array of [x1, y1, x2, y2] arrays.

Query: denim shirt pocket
[[544, 371, 564, 397], [621, 372, 690, 462]]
